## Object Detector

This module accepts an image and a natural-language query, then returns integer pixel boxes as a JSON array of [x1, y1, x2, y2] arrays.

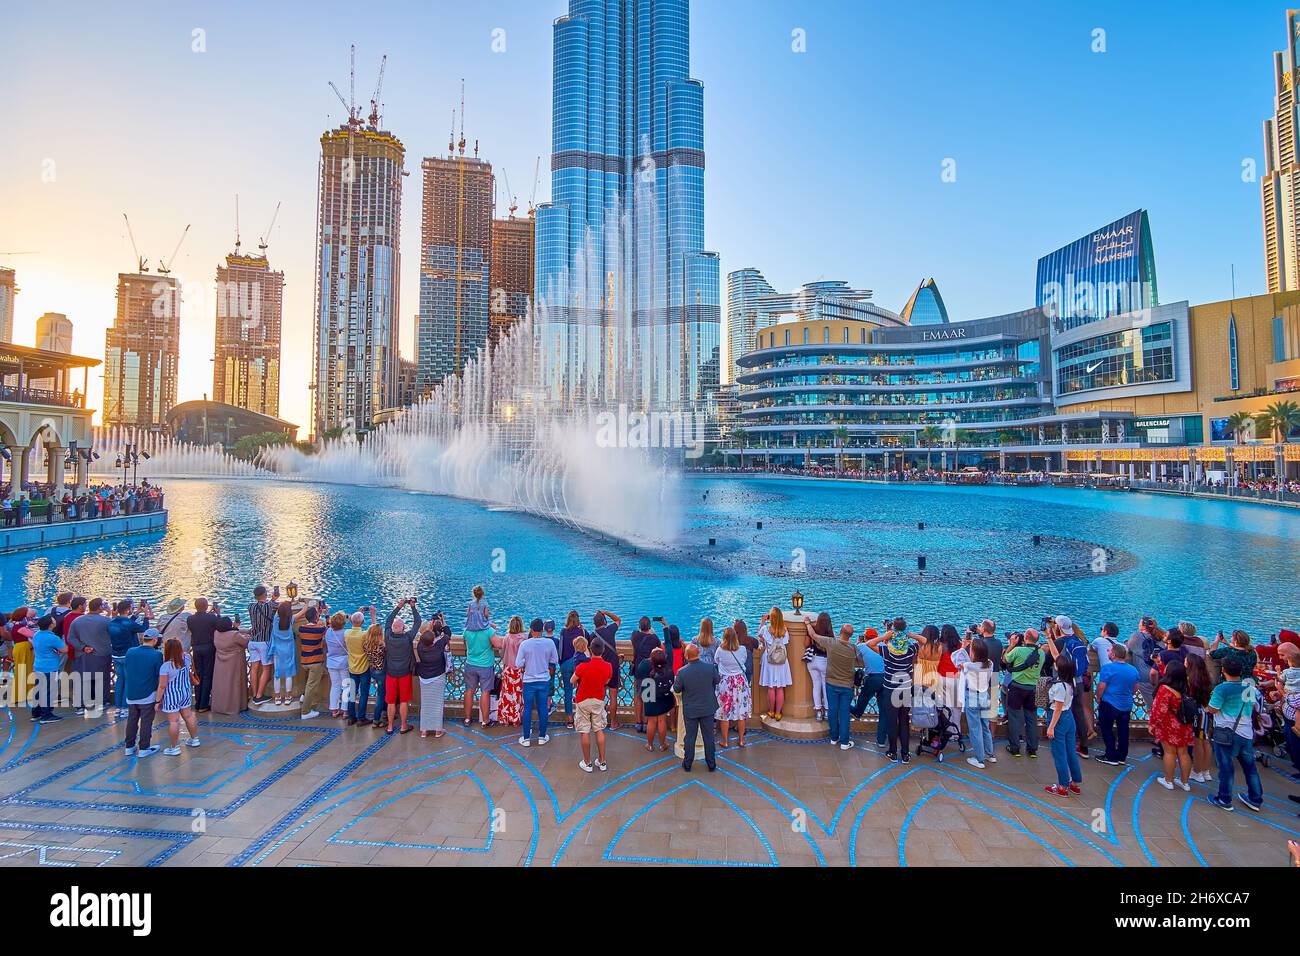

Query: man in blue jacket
[[107, 599, 151, 716], [122, 628, 163, 757]]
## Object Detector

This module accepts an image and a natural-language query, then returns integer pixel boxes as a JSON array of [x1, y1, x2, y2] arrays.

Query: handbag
[[1211, 706, 1246, 747]]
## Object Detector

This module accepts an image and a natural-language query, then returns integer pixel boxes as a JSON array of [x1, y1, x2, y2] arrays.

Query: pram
[[913, 701, 966, 762]]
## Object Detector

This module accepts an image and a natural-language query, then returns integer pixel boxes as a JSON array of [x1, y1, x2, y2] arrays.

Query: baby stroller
[[1253, 700, 1289, 769], [913, 701, 966, 762]]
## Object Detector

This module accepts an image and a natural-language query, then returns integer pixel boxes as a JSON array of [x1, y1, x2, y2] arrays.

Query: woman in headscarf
[[415, 618, 451, 738], [211, 614, 251, 715]]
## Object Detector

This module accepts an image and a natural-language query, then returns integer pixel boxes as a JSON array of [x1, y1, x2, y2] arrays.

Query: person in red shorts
[[572, 638, 613, 773], [383, 598, 421, 735]]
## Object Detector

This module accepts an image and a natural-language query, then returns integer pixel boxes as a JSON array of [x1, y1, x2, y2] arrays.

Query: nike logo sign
[[1085, 360, 1104, 373]]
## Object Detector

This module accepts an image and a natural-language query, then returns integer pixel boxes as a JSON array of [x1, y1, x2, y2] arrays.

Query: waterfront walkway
[[0, 708, 1292, 867]]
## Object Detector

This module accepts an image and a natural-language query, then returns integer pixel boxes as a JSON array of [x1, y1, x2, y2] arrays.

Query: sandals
[[400, 726, 413, 735], [644, 743, 654, 752], [433, 731, 446, 738], [463, 718, 472, 726]]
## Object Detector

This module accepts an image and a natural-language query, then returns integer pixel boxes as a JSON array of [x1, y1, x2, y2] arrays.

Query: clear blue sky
[[0, 0, 1286, 426]]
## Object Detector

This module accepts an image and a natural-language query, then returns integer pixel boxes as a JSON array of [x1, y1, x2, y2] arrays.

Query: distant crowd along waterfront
[[0, 480, 164, 526], [2, 586, 1298, 823]]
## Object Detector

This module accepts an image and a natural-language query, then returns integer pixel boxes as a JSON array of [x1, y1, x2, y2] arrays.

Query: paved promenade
[[0, 709, 1294, 867]]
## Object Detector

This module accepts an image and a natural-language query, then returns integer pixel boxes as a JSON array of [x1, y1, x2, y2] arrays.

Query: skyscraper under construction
[[311, 52, 404, 437], [489, 212, 534, 347], [416, 137, 494, 394], [103, 271, 180, 430], [213, 245, 284, 419]]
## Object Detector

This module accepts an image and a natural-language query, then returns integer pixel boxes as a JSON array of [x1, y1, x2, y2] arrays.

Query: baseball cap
[[143, 627, 163, 641], [1053, 615, 1073, 632], [543, 619, 555, 632]]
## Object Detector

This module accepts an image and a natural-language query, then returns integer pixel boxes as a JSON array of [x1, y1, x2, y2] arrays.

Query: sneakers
[[1190, 770, 1211, 783], [1096, 757, 1123, 766], [123, 746, 137, 757], [518, 736, 531, 748], [1157, 776, 1174, 791], [966, 757, 985, 769], [1236, 793, 1262, 813], [1044, 784, 1070, 797], [1006, 746, 1022, 758], [538, 735, 549, 746], [301, 710, 320, 720], [138, 745, 159, 757], [186, 738, 201, 748], [596, 759, 608, 772], [1028, 751, 1038, 759], [987, 755, 997, 763], [885, 751, 898, 762], [900, 752, 911, 764], [162, 746, 182, 756], [38, 714, 63, 724], [1068, 782, 1082, 795], [579, 760, 594, 773], [116, 708, 128, 718], [840, 741, 855, 751], [1207, 794, 1234, 812], [1175, 778, 1191, 792]]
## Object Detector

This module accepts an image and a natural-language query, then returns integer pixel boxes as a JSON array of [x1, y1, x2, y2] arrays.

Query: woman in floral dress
[[1149, 660, 1195, 791], [714, 626, 752, 747], [495, 615, 526, 726]]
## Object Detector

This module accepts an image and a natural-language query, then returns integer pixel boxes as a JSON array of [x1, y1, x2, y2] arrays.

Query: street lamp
[[791, 589, 804, 613], [285, 581, 299, 601]]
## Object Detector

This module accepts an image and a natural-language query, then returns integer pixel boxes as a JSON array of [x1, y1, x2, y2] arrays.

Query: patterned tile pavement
[[0, 706, 1295, 867]]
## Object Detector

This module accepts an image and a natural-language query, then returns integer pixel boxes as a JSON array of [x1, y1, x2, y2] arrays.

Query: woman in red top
[[1149, 660, 1195, 791], [9, 607, 34, 706]]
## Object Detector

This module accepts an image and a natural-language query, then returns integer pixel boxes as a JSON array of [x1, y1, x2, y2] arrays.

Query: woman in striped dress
[[157, 638, 201, 756]]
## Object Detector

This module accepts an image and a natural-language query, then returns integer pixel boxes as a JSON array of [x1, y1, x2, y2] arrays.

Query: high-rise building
[[726, 267, 776, 385], [36, 312, 73, 352], [1262, 10, 1300, 293], [311, 110, 405, 437], [899, 278, 950, 326], [213, 248, 284, 418], [489, 214, 535, 347], [534, 0, 721, 414], [416, 150, 493, 393], [0, 267, 16, 343], [725, 269, 902, 387], [103, 272, 180, 430], [1035, 210, 1158, 330]]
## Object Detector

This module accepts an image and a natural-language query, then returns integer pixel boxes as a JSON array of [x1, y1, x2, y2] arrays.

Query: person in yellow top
[[345, 606, 377, 725]]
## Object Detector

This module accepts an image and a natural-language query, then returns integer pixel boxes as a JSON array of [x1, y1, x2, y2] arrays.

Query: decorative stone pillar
[[47, 445, 65, 497], [75, 455, 89, 495], [759, 612, 822, 740], [12, 445, 28, 495]]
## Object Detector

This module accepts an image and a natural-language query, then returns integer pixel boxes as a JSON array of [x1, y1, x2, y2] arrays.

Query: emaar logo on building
[[49, 886, 152, 936]]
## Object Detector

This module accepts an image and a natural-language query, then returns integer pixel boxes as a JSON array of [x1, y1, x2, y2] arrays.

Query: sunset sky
[[0, 0, 1284, 430]]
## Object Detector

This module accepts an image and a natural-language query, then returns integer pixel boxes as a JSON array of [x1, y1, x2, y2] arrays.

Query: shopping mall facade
[[727, 290, 1300, 480]]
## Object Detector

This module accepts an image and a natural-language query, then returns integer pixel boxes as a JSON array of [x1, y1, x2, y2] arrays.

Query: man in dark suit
[[672, 643, 720, 772]]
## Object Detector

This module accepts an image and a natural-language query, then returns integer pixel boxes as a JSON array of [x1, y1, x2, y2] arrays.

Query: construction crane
[[0, 251, 36, 256], [329, 44, 360, 127], [367, 54, 387, 129], [233, 194, 241, 255], [122, 213, 148, 273], [528, 155, 541, 217], [457, 79, 466, 156], [157, 224, 191, 275], [258, 201, 282, 255], [502, 168, 518, 219]]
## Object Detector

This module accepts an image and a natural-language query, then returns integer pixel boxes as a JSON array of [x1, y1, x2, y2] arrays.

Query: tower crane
[[259, 201, 282, 255], [157, 224, 191, 275], [122, 213, 147, 273], [528, 155, 541, 217], [367, 54, 387, 129], [502, 168, 518, 219]]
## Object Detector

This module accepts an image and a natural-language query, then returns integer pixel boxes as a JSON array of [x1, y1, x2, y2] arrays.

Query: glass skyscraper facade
[[1035, 210, 1158, 330], [534, 0, 720, 414], [900, 278, 949, 326]]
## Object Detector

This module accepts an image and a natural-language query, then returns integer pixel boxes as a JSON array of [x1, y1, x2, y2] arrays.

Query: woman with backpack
[[1150, 659, 1196, 790], [1043, 654, 1084, 797], [758, 607, 792, 721], [637, 647, 675, 752]]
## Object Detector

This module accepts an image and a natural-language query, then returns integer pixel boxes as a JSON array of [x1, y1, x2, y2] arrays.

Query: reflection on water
[[0, 477, 1295, 639]]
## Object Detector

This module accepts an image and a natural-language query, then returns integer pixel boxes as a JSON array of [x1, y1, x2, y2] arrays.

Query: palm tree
[[920, 424, 941, 471], [731, 427, 748, 469], [1261, 400, 1300, 442], [832, 425, 850, 472], [1226, 410, 1254, 445]]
